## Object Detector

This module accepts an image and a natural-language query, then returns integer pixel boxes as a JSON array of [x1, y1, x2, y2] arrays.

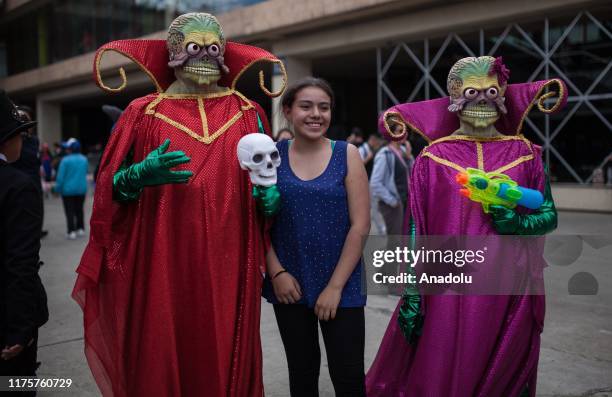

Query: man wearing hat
[[0, 90, 48, 384]]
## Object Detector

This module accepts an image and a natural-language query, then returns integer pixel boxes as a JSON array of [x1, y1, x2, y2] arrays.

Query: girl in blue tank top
[[263, 77, 370, 396]]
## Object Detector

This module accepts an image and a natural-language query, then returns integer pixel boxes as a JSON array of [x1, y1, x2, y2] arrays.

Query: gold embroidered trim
[[197, 98, 209, 138], [430, 134, 527, 145], [428, 134, 534, 156], [422, 151, 466, 173], [156, 90, 235, 99], [516, 78, 566, 134], [144, 95, 164, 115], [154, 112, 199, 137], [95, 48, 163, 93], [144, 93, 245, 144], [382, 110, 431, 143], [476, 142, 484, 171], [422, 136, 536, 175], [210, 111, 245, 142], [230, 58, 287, 98], [234, 91, 255, 111], [491, 155, 535, 174]]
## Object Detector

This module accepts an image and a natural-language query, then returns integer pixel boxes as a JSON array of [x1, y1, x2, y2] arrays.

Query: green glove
[[398, 219, 424, 344], [113, 139, 193, 202], [398, 287, 424, 344], [252, 185, 281, 217], [490, 168, 557, 236]]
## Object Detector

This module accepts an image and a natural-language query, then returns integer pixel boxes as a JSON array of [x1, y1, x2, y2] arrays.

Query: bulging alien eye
[[486, 87, 499, 98], [207, 44, 220, 57], [186, 42, 201, 56], [252, 153, 264, 163], [464, 88, 479, 100]]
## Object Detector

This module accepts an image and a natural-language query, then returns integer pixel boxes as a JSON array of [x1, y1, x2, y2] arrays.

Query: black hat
[[0, 90, 37, 145]]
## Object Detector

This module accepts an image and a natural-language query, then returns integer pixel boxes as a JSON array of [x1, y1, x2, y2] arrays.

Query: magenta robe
[[366, 136, 546, 397]]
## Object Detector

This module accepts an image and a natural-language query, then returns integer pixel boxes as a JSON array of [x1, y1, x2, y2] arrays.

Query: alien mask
[[447, 56, 510, 129], [167, 13, 230, 86]]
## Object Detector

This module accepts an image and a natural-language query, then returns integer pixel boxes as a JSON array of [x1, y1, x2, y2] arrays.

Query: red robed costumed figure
[[366, 56, 566, 397], [72, 13, 286, 397]]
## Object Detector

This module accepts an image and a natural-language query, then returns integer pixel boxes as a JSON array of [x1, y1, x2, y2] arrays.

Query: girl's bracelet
[[272, 269, 287, 280]]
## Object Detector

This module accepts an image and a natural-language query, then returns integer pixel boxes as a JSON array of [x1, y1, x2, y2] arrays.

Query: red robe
[[73, 90, 269, 396]]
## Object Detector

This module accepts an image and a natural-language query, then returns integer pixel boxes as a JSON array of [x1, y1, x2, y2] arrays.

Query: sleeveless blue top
[[263, 139, 366, 307]]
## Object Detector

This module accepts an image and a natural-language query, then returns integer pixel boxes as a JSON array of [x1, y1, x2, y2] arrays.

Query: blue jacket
[[55, 153, 88, 196]]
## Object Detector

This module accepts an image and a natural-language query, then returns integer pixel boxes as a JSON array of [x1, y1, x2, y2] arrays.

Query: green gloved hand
[[398, 286, 424, 344], [113, 139, 193, 201], [397, 219, 424, 344], [489, 205, 521, 234], [490, 168, 557, 236], [252, 185, 281, 217]]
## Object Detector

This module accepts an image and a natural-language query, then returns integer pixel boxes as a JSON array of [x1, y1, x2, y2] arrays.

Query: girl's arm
[[267, 244, 302, 304], [315, 144, 371, 320]]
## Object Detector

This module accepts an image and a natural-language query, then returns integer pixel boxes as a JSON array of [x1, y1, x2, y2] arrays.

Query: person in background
[[357, 132, 387, 234], [276, 127, 294, 142], [11, 106, 48, 238], [263, 77, 370, 396], [51, 142, 65, 176], [358, 132, 385, 174], [0, 91, 48, 391], [40, 143, 54, 198], [370, 128, 414, 236], [347, 126, 365, 146], [54, 138, 88, 240]]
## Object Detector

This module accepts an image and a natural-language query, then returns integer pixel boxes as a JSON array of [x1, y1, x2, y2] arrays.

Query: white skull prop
[[237, 133, 281, 187]]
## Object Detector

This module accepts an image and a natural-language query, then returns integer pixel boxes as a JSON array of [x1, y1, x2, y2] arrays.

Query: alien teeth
[[183, 66, 219, 75], [461, 110, 498, 117]]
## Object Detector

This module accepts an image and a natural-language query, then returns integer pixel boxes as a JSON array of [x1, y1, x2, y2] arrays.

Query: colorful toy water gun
[[455, 168, 544, 213]]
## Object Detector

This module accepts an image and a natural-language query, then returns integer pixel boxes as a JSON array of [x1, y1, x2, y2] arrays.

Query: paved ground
[[33, 195, 611, 396]]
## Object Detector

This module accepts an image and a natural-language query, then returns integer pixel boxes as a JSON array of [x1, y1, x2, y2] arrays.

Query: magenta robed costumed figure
[[366, 56, 566, 397], [72, 13, 286, 397]]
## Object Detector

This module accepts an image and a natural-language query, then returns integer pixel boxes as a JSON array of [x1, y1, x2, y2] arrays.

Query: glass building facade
[[0, 0, 266, 77]]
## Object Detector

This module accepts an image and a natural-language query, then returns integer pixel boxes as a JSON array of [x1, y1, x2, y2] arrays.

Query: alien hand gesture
[[113, 139, 193, 201]]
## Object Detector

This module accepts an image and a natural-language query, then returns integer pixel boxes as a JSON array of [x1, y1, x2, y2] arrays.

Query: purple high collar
[[379, 79, 567, 142]]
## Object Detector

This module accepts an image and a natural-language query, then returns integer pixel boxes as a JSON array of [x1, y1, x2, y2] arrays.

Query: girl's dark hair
[[280, 77, 335, 110]]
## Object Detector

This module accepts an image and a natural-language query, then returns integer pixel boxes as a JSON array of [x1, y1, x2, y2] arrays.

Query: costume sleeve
[[491, 158, 557, 236], [3, 178, 45, 347], [513, 165, 557, 236], [408, 154, 429, 235], [74, 98, 147, 285], [112, 150, 143, 202], [370, 150, 398, 207], [398, 217, 423, 343], [249, 100, 274, 257]]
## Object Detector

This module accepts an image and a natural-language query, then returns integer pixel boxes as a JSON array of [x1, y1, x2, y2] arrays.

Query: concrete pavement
[[33, 195, 611, 396]]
